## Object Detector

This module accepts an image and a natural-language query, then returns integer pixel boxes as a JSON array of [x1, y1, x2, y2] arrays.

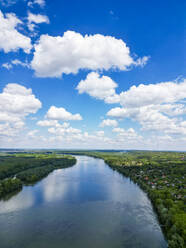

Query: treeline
[[110, 164, 185, 248], [64, 150, 186, 248], [0, 178, 22, 198], [0, 154, 76, 198], [16, 158, 76, 184], [90, 151, 186, 248], [0, 155, 75, 180]]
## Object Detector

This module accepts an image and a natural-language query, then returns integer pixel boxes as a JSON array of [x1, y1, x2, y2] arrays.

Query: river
[[0, 156, 167, 248]]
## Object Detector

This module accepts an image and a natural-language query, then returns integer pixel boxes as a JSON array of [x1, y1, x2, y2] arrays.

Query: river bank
[[59, 151, 185, 248], [0, 154, 76, 199], [0, 155, 167, 248]]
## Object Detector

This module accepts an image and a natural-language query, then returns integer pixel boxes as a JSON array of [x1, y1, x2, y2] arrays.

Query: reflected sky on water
[[0, 156, 167, 248]]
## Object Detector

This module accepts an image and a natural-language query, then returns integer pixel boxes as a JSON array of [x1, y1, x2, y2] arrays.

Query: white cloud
[[0, 121, 24, 137], [27, 12, 49, 31], [0, 83, 41, 114], [46, 124, 113, 147], [2, 62, 12, 70], [28, 0, 45, 8], [1, 129, 186, 150], [12, 59, 30, 68], [35, 0, 45, 6], [100, 119, 118, 127], [46, 106, 82, 121], [48, 125, 81, 136], [31, 30, 148, 77], [2, 59, 30, 69], [76, 72, 120, 103], [37, 119, 60, 127], [119, 80, 186, 108], [27, 129, 38, 137], [95, 130, 105, 136], [107, 105, 185, 134], [156, 104, 186, 116], [27, 12, 49, 24], [135, 56, 150, 67], [0, 0, 17, 7], [0, 10, 32, 53], [0, 83, 41, 137], [107, 79, 186, 136], [112, 127, 141, 140], [107, 107, 128, 118]]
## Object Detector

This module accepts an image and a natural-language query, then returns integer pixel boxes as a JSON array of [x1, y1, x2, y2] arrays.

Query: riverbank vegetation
[[0, 153, 76, 198], [59, 150, 186, 248], [0, 150, 185, 247]]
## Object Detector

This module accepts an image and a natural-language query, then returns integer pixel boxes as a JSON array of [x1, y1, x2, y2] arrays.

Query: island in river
[[0, 150, 185, 248]]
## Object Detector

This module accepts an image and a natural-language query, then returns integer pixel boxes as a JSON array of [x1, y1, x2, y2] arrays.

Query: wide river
[[0, 156, 167, 248]]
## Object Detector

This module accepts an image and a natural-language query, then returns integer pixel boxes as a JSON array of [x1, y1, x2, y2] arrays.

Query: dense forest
[[59, 150, 186, 248], [0, 150, 185, 247], [0, 153, 76, 198]]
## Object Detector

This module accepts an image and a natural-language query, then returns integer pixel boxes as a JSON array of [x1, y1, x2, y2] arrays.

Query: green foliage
[[63, 150, 186, 247], [0, 153, 76, 198], [16, 157, 76, 184], [0, 178, 22, 198], [0, 154, 75, 180], [1, 150, 185, 246]]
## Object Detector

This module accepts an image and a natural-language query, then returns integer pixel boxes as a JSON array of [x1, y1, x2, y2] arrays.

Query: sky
[[0, 0, 185, 150]]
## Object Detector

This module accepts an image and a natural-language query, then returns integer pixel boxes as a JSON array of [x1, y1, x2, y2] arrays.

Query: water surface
[[0, 156, 167, 248]]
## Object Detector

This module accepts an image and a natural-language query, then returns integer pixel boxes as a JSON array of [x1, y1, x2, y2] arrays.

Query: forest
[[59, 150, 186, 248], [0, 150, 185, 247], [0, 153, 76, 198]]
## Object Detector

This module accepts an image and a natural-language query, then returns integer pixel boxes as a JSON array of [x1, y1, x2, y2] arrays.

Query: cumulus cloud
[[46, 106, 82, 121], [76, 72, 120, 103], [48, 125, 81, 136], [47, 124, 113, 147], [108, 105, 186, 135], [31, 30, 148, 77], [0, 83, 41, 114], [119, 80, 186, 108], [0, 122, 27, 138], [100, 119, 118, 127], [0, 83, 41, 136], [37, 119, 113, 148], [27, 12, 49, 31], [107, 79, 186, 136], [37, 119, 60, 127], [107, 107, 127, 118], [112, 127, 141, 140], [0, 10, 32, 53]]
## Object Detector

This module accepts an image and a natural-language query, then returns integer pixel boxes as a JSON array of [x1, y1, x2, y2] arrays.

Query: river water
[[0, 156, 167, 248]]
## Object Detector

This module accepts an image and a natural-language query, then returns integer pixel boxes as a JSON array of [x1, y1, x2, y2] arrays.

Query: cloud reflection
[[0, 188, 34, 214]]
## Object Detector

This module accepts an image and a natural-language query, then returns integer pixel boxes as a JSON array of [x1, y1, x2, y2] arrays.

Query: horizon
[[0, 148, 186, 152]]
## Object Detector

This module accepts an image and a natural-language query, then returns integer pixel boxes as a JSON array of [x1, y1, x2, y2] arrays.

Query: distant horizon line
[[0, 148, 186, 152]]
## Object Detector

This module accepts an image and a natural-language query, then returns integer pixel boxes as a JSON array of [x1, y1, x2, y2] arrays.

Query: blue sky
[[0, 0, 185, 150]]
